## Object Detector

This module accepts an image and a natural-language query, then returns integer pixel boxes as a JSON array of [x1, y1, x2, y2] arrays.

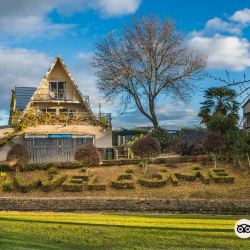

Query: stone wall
[[0, 197, 249, 214]]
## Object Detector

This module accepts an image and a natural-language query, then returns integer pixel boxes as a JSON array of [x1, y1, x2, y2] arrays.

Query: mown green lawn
[[0, 212, 249, 249]]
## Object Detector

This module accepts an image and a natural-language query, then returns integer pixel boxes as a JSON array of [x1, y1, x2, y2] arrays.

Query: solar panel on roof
[[15, 87, 36, 111]]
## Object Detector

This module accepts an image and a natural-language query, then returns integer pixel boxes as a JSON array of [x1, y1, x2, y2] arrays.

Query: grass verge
[[0, 212, 249, 249]]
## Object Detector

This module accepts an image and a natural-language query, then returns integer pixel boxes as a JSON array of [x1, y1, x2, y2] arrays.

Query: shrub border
[[0, 155, 209, 171]]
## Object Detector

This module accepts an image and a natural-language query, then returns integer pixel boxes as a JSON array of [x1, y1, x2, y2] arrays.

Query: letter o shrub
[[74, 145, 100, 167]]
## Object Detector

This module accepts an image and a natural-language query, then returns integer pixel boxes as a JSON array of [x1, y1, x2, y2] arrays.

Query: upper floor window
[[39, 108, 56, 113], [49, 81, 66, 100]]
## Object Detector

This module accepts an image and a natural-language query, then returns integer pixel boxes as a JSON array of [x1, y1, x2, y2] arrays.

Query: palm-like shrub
[[74, 145, 100, 167], [6, 143, 29, 171], [198, 87, 239, 135], [207, 113, 237, 134]]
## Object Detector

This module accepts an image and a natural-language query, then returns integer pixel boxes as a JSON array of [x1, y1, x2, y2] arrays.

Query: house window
[[47, 109, 56, 113], [49, 81, 66, 100], [59, 109, 68, 113], [76, 137, 93, 145], [69, 109, 76, 118], [39, 108, 56, 113]]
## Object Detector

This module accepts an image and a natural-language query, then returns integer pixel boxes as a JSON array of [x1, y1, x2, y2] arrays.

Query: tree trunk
[[152, 117, 159, 129], [149, 97, 159, 129], [247, 153, 250, 169], [144, 158, 148, 175]]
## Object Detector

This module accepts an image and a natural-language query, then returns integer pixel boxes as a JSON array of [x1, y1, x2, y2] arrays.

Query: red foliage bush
[[6, 143, 29, 169], [132, 136, 161, 159], [74, 145, 100, 167], [202, 132, 225, 153]]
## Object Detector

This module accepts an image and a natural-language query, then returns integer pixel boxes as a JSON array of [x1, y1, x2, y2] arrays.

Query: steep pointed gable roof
[[23, 56, 93, 115]]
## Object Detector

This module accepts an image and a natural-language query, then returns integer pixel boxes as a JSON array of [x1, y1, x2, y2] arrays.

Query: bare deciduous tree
[[208, 71, 250, 106], [93, 16, 206, 128]]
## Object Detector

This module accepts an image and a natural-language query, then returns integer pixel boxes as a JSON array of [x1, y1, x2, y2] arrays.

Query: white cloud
[[0, 0, 141, 40], [0, 16, 74, 39], [0, 0, 74, 40], [231, 8, 250, 24], [57, 0, 141, 17], [188, 35, 250, 71], [93, 0, 141, 17], [0, 47, 51, 117], [188, 8, 250, 71], [197, 8, 250, 36], [205, 17, 242, 35]]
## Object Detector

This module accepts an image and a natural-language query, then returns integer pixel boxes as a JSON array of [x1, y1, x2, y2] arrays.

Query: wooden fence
[[25, 137, 93, 163]]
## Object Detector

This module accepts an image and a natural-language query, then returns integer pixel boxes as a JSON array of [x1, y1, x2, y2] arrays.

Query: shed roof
[[15, 87, 36, 111]]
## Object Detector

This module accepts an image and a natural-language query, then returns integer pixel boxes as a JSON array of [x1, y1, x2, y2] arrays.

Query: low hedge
[[200, 171, 210, 184], [0, 164, 12, 171], [117, 173, 133, 180], [175, 171, 198, 181], [111, 180, 134, 189], [62, 179, 83, 192], [125, 168, 134, 174], [41, 174, 67, 192], [138, 173, 168, 188], [102, 159, 141, 166], [14, 174, 40, 193], [193, 166, 201, 171], [71, 175, 89, 181], [209, 169, 234, 184], [102, 155, 209, 167], [87, 175, 106, 191], [62, 174, 89, 192], [20, 162, 87, 171], [0, 154, 210, 171], [170, 174, 178, 186], [112, 172, 135, 189], [212, 169, 228, 176]]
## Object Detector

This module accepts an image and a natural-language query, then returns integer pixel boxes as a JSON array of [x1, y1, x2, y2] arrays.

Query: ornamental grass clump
[[74, 145, 100, 167], [48, 167, 59, 176], [6, 143, 29, 172], [2, 180, 13, 192], [132, 136, 161, 174]]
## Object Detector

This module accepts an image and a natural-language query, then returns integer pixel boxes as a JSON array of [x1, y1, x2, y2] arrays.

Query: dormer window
[[49, 81, 66, 100]]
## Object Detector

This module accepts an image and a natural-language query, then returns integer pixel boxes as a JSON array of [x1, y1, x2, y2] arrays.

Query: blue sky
[[0, 0, 250, 128]]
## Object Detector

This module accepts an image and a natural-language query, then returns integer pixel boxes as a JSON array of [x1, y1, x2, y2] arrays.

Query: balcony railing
[[32, 93, 90, 104], [35, 111, 112, 127]]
